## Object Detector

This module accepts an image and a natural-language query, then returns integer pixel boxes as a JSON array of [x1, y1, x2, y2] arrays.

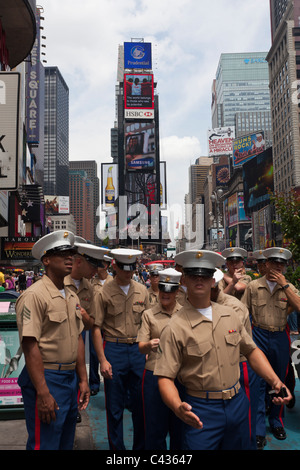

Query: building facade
[[44, 66, 69, 196], [69, 169, 94, 243], [267, 0, 300, 192], [212, 52, 271, 130]]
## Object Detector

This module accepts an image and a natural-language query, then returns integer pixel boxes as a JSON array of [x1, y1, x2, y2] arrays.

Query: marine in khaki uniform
[[147, 264, 164, 305], [154, 250, 292, 451], [242, 247, 300, 448], [16, 231, 90, 450], [211, 268, 260, 450], [137, 268, 183, 450], [219, 247, 251, 300], [91, 248, 150, 450], [252, 250, 267, 277], [174, 261, 187, 306], [64, 243, 111, 398], [91, 254, 113, 292]]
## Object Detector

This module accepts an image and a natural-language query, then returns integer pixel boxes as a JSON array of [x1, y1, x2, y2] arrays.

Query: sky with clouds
[[39, 0, 272, 234]]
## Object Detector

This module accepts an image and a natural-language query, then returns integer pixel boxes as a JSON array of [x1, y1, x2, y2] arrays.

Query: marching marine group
[[15, 230, 300, 451]]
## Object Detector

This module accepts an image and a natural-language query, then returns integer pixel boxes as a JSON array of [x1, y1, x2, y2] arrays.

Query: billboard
[[208, 127, 235, 156], [233, 131, 265, 167], [26, 12, 41, 145], [124, 74, 154, 109], [124, 42, 152, 70], [45, 196, 70, 215], [215, 164, 230, 187], [101, 163, 119, 211], [242, 147, 274, 214], [125, 121, 155, 171], [0, 73, 21, 190]]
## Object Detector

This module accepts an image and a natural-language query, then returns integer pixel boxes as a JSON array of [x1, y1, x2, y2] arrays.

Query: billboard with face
[[233, 131, 266, 167], [124, 74, 154, 110]]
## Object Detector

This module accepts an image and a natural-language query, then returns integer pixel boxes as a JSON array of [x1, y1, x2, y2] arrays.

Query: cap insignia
[[196, 252, 203, 259], [64, 232, 69, 238]]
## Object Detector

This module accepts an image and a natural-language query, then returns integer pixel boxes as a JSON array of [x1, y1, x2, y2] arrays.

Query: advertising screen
[[124, 42, 152, 70], [233, 131, 266, 167], [124, 74, 154, 110], [125, 122, 155, 171], [101, 163, 119, 211], [242, 147, 274, 214]]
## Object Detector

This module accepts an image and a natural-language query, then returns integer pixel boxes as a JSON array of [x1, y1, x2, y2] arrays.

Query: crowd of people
[[13, 230, 300, 451], [0, 269, 42, 293]]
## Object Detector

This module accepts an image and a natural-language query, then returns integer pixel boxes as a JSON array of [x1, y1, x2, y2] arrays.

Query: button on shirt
[[16, 275, 83, 365], [242, 276, 300, 330], [137, 301, 182, 371], [92, 278, 150, 339], [154, 300, 256, 396]]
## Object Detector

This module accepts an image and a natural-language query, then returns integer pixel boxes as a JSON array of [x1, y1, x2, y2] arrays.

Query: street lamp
[[210, 188, 224, 251]]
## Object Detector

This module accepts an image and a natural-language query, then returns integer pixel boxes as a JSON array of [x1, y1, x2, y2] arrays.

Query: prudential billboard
[[124, 42, 152, 70]]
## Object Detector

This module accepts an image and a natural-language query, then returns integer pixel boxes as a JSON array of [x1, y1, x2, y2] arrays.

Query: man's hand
[[78, 380, 90, 411], [176, 402, 203, 429], [100, 359, 113, 379], [36, 390, 59, 424]]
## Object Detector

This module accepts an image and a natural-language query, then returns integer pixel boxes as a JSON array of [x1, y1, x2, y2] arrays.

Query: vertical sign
[[26, 12, 40, 144], [0, 73, 20, 190]]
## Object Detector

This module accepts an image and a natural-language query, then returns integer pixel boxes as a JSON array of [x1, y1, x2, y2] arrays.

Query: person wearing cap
[[220, 247, 251, 300], [210, 268, 260, 450], [154, 249, 292, 450], [148, 264, 164, 305], [64, 243, 111, 399], [242, 247, 300, 447], [252, 250, 267, 277], [15, 231, 90, 450], [91, 254, 113, 292], [137, 268, 183, 449], [174, 261, 187, 306], [91, 248, 150, 450]]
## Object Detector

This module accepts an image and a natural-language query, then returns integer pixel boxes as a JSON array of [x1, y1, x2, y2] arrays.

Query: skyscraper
[[44, 66, 69, 196], [69, 160, 100, 245], [212, 52, 271, 130], [69, 169, 94, 243], [267, 0, 300, 192]]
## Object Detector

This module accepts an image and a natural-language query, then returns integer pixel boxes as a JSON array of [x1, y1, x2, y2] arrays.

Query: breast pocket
[[225, 332, 241, 365], [107, 303, 123, 328], [132, 304, 145, 325], [186, 341, 214, 382], [47, 310, 68, 340]]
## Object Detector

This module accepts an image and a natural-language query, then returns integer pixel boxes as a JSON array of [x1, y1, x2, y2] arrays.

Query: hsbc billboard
[[125, 109, 154, 119]]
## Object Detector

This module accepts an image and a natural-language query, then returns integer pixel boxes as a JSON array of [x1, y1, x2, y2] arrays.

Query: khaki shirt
[[154, 300, 256, 396], [92, 278, 150, 339], [219, 274, 252, 300], [16, 275, 83, 364], [176, 286, 187, 306], [64, 275, 95, 316], [148, 287, 159, 306], [215, 289, 252, 362], [91, 274, 113, 293], [242, 275, 300, 330], [137, 301, 182, 371]]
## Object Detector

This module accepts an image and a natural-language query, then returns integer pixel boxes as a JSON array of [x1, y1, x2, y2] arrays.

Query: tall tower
[[44, 66, 69, 196]]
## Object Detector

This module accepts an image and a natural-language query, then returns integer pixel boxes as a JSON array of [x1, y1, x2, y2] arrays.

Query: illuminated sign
[[244, 58, 267, 64], [124, 42, 152, 70]]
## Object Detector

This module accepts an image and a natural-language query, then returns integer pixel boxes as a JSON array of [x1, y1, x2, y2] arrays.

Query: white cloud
[[40, 0, 271, 209]]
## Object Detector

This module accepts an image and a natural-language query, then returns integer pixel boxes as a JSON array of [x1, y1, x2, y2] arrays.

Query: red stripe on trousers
[[242, 361, 252, 440], [34, 398, 41, 450]]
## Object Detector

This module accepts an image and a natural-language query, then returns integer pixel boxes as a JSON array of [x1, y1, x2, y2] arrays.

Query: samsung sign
[[244, 58, 267, 64], [124, 42, 152, 70]]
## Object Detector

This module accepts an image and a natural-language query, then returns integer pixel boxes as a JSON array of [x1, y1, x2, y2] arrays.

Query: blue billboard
[[124, 42, 152, 70]]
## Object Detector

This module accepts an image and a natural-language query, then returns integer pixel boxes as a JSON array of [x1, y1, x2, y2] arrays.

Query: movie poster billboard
[[233, 131, 265, 167], [208, 127, 235, 156], [125, 121, 155, 171], [45, 196, 70, 215]]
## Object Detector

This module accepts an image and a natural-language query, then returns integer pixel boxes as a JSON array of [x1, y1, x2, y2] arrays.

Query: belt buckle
[[222, 389, 232, 400]]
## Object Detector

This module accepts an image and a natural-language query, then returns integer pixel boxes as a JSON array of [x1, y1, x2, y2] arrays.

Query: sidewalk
[[0, 409, 95, 450]]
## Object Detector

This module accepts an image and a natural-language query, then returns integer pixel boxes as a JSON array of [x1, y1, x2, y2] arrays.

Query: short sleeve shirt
[[92, 278, 150, 339], [219, 274, 252, 300], [154, 300, 256, 396], [64, 274, 95, 316], [242, 276, 300, 329], [16, 275, 83, 364], [137, 301, 182, 371]]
